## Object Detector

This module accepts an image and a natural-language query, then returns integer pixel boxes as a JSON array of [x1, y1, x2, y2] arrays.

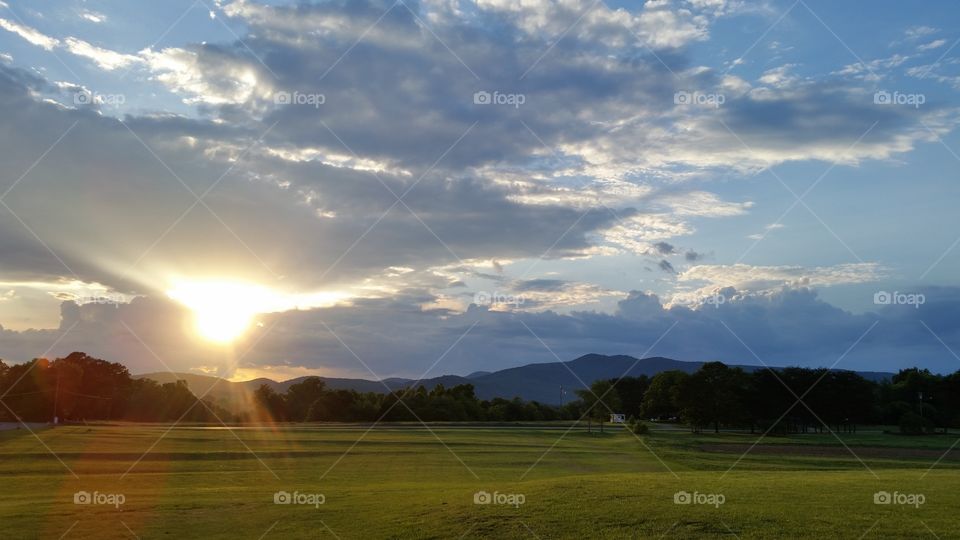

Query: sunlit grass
[[0, 424, 957, 538]]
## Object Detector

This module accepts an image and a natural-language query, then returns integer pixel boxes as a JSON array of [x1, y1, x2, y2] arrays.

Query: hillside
[[138, 354, 894, 412]]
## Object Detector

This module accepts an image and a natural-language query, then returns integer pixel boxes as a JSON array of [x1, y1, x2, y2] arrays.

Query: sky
[[0, 0, 958, 381]]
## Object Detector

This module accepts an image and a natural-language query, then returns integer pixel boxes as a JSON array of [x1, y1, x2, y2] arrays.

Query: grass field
[[1, 423, 958, 539]]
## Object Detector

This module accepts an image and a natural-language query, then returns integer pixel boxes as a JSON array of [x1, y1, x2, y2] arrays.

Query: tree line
[[2, 352, 957, 434], [252, 379, 568, 422], [582, 362, 959, 434], [0, 352, 230, 423]]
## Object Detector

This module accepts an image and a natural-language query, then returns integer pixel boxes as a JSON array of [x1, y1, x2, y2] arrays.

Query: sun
[[193, 304, 255, 343], [167, 281, 265, 344], [167, 279, 351, 344]]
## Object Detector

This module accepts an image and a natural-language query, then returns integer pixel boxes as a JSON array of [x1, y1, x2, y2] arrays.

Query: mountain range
[[137, 354, 894, 413]]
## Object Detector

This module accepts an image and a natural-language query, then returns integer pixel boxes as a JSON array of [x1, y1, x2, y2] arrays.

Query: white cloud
[[64, 38, 142, 71], [79, 10, 107, 24], [601, 214, 695, 254], [758, 64, 798, 87], [140, 47, 268, 105], [834, 54, 909, 81], [0, 17, 59, 50], [676, 262, 884, 297], [655, 191, 752, 218], [0, 0, 954, 352], [720, 74, 751, 96], [747, 222, 784, 240], [905, 26, 937, 40], [907, 63, 960, 89], [918, 39, 948, 52]]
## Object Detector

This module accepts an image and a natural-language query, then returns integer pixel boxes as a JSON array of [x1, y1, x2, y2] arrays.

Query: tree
[[883, 368, 942, 429], [640, 371, 688, 421], [747, 368, 795, 433], [285, 377, 327, 421], [254, 384, 287, 421], [820, 370, 876, 432], [677, 362, 746, 433], [608, 376, 650, 419], [576, 379, 621, 433], [899, 411, 934, 435]]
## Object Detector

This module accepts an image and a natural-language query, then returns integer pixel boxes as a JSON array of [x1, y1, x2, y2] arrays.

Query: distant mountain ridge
[[137, 354, 894, 411]]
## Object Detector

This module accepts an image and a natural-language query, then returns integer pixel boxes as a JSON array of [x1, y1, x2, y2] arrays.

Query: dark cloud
[[0, 63, 620, 294], [0, 0, 949, 298], [512, 279, 567, 292], [0, 0, 957, 380], [652, 241, 675, 255], [1, 286, 958, 378]]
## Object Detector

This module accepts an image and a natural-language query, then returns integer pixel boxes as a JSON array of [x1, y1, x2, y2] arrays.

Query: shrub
[[628, 418, 650, 435], [899, 412, 934, 435]]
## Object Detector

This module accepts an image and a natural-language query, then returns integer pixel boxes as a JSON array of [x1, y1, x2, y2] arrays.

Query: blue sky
[[0, 0, 958, 380]]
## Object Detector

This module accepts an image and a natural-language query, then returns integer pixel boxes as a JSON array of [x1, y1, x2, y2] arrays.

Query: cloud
[[675, 262, 885, 298], [0, 17, 59, 50], [472, 0, 716, 49], [918, 39, 948, 52], [684, 250, 704, 262], [833, 54, 909, 81], [131, 0, 952, 180], [0, 62, 632, 299], [79, 10, 106, 24], [747, 222, 784, 240], [140, 46, 265, 105], [63, 38, 142, 71], [0, 0, 957, 380], [905, 26, 937, 40], [501, 279, 622, 311], [1, 285, 958, 378], [0, 16, 141, 71], [758, 64, 798, 88], [652, 241, 675, 255]]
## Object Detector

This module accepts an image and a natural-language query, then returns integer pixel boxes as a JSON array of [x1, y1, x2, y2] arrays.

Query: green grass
[[0, 423, 958, 538]]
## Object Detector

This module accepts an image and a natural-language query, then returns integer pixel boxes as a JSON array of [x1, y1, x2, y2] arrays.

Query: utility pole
[[559, 385, 564, 406]]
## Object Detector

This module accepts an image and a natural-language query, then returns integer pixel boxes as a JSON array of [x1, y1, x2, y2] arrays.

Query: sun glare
[[167, 281, 266, 344], [167, 280, 351, 344]]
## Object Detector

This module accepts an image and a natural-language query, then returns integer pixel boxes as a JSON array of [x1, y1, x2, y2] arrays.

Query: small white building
[[610, 413, 626, 424]]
